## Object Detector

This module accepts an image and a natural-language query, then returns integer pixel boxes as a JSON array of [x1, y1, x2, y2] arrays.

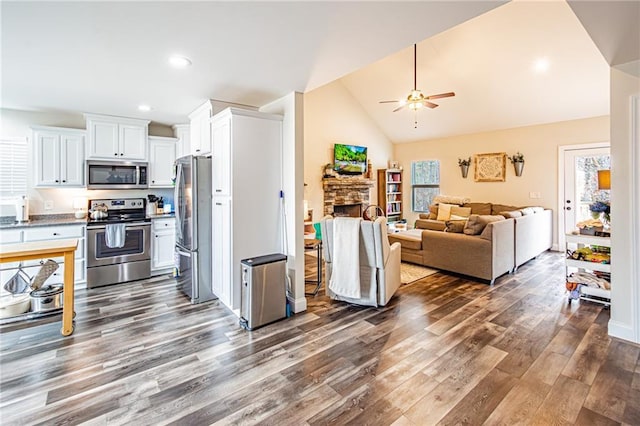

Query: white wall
[[0, 108, 173, 217], [261, 92, 306, 313], [609, 68, 640, 343], [394, 116, 610, 249], [304, 80, 394, 220]]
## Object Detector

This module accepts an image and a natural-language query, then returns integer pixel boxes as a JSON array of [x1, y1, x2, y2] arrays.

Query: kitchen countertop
[[0, 214, 87, 230]]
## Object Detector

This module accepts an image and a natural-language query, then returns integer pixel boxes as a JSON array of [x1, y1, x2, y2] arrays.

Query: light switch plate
[[529, 192, 541, 199], [44, 200, 53, 210]]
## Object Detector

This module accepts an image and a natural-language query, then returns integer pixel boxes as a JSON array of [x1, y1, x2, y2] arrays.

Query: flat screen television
[[334, 143, 367, 175]]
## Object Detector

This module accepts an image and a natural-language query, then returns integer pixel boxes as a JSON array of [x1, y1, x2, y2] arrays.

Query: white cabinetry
[[85, 114, 149, 161], [188, 101, 213, 155], [565, 233, 611, 306], [172, 124, 191, 159], [33, 126, 85, 187], [151, 217, 175, 274], [0, 224, 87, 290], [210, 108, 283, 311], [148, 136, 177, 187]]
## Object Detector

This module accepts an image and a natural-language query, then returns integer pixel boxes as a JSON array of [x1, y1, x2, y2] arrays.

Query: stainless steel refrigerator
[[174, 155, 216, 303]]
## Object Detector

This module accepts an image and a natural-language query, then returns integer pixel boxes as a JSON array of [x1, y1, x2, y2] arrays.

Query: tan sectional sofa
[[389, 201, 553, 284]]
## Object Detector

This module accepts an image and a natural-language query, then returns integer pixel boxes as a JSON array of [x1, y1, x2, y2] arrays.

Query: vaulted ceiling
[[2, 1, 638, 143]]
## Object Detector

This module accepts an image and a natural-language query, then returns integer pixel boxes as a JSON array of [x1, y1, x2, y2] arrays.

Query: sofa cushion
[[415, 219, 447, 231], [436, 203, 455, 221], [445, 220, 466, 233], [462, 202, 492, 215], [463, 214, 505, 235], [491, 204, 521, 215], [388, 231, 422, 250], [520, 207, 535, 215], [428, 204, 438, 219], [419, 213, 430, 219], [500, 210, 523, 218]]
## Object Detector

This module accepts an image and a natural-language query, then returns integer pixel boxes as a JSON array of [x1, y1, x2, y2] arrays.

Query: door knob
[[566, 207, 572, 211]]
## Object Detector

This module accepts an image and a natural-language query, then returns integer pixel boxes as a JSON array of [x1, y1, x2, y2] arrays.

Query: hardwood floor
[[1, 251, 638, 425]]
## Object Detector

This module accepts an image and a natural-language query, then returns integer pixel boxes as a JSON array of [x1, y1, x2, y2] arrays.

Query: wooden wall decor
[[474, 152, 507, 182]]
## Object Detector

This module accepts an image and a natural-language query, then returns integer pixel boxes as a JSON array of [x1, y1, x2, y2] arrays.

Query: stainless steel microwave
[[86, 161, 148, 190]]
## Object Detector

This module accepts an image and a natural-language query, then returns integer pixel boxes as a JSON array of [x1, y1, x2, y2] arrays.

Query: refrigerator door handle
[[176, 249, 191, 257], [174, 162, 183, 242]]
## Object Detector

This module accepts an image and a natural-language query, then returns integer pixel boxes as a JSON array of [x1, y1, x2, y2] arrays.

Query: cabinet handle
[[215, 189, 222, 193], [62, 180, 66, 183], [120, 153, 124, 156], [115, 153, 118, 156], [53, 233, 59, 236], [55, 180, 59, 183], [155, 235, 158, 238], [216, 202, 222, 206], [196, 149, 201, 152], [152, 180, 155, 183]]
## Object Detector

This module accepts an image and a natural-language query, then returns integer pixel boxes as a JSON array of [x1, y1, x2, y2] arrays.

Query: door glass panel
[[575, 155, 610, 223]]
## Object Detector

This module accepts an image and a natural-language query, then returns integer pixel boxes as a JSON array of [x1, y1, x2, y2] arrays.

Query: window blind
[[0, 138, 28, 196]]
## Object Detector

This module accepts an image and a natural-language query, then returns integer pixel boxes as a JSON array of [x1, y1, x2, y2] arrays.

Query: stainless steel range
[[86, 198, 151, 288]]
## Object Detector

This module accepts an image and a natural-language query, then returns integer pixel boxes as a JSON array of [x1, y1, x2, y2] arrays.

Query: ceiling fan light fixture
[[408, 102, 423, 110]]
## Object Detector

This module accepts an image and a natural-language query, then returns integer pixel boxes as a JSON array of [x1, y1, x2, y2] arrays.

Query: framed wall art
[[474, 152, 507, 182]]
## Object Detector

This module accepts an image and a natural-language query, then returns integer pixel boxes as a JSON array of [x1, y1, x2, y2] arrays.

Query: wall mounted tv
[[334, 143, 367, 175]]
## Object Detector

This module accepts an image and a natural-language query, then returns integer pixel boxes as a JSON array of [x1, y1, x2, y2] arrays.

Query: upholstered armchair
[[320, 216, 401, 307]]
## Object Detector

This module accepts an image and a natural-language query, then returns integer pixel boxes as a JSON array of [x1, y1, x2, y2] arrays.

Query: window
[[412, 160, 440, 212], [0, 138, 28, 197]]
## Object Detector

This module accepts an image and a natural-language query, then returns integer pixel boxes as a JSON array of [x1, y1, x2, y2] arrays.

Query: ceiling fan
[[380, 43, 455, 127]]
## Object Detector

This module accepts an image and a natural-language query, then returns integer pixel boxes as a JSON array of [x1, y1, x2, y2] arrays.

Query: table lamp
[[73, 197, 88, 219]]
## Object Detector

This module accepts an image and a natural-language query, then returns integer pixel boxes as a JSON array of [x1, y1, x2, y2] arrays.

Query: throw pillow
[[436, 203, 454, 221], [520, 207, 535, 215], [445, 220, 466, 233], [463, 214, 505, 235], [499, 210, 522, 218], [450, 206, 472, 218], [428, 204, 438, 220], [419, 213, 430, 219]]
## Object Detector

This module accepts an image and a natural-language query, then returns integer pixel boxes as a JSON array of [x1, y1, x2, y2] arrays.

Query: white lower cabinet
[[151, 217, 176, 274], [0, 224, 87, 290], [212, 197, 231, 306]]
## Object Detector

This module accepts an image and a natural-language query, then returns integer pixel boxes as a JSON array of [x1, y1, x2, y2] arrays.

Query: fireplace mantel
[[323, 177, 375, 216]]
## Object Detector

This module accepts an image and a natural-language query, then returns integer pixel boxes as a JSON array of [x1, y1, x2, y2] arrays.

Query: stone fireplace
[[323, 177, 375, 217]]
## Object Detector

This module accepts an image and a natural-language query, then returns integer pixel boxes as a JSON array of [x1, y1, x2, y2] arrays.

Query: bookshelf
[[377, 168, 403, 222]]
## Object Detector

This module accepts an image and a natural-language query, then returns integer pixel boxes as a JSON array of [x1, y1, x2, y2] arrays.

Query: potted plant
[[508, 152, 525, 176], [458, 157, 471, 178]]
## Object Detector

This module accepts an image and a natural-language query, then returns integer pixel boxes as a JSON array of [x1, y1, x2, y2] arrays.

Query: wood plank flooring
[[1, 251, 639, 425]]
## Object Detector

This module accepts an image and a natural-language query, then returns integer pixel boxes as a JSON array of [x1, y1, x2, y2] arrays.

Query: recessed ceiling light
[[534, 58, 550, 73], [138, 104, 152, 112], [169, 55, 192, 68]]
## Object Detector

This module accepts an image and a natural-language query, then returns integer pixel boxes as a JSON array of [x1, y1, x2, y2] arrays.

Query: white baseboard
[[608, 319, 638, 343], [289, 295, 307, 313], [551, 244, 559, 252]]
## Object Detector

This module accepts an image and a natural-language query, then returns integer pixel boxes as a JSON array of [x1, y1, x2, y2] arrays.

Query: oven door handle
[[87, 222, 151, 230], [176, 249, 191, 257]]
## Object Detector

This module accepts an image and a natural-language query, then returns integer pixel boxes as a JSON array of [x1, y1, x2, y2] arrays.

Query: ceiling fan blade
[[379, 100, 400, 104], [426, 92, 455, 100], [424, 101, 439, 109], [392, 104, 406, 112]]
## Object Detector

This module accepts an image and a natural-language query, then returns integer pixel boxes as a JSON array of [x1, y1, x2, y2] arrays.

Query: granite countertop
[[0, 214, 88, 230]]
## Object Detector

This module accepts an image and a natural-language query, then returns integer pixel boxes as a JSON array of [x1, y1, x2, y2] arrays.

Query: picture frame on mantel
[[474, 152, 507, 182]]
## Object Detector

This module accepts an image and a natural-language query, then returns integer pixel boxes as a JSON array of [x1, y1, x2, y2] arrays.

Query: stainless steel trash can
[[239, 253, 287, 330]]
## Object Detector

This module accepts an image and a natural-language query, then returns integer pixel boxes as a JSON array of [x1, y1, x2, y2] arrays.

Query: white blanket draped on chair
[[328, 217, 362, 298]]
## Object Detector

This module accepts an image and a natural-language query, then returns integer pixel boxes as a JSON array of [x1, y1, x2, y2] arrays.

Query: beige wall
[[394, 115, 610, 248], [303, 80, 393, 222]]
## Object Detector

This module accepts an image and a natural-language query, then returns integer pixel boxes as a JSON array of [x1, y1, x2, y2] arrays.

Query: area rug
[[400, 262, 438, 285]]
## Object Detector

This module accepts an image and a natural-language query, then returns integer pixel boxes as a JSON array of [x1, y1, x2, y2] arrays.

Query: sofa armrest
[[379, 242, 402, 305], [489, 218, 515, 278]]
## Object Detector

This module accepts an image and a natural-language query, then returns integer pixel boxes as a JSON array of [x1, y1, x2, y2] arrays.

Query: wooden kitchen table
[[0, 238, 78, 336]]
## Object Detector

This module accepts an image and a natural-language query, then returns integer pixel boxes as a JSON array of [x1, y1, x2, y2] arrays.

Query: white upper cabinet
[[172, 124, 190, 159], [149, 136, 177, 187], [85, 113, 149, 161], [188, 101, 213, 155], [211, 114, 231, 196], [33, 126, 85, 187]]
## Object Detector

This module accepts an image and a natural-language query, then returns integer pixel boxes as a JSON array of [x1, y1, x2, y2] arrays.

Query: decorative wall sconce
[[508, 152, 525, 177], [458, 157, 471, 178]]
